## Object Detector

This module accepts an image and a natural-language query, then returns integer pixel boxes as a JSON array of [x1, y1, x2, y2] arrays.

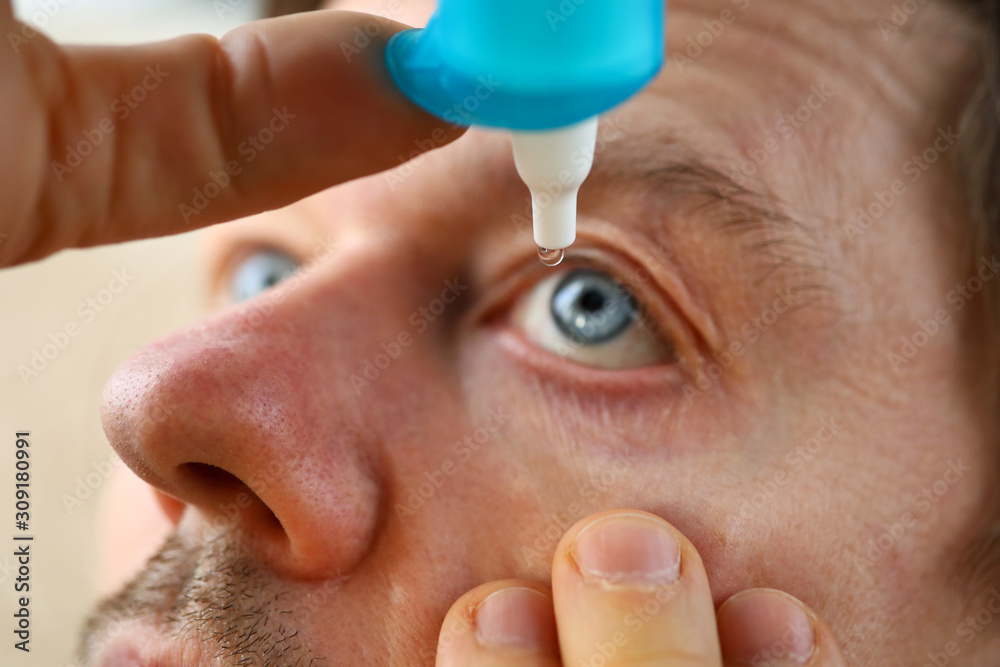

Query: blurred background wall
[[1, 2, 265, 664]]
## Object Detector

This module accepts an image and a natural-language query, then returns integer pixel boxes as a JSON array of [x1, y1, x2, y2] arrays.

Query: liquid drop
[[538, 247, 565, 267]]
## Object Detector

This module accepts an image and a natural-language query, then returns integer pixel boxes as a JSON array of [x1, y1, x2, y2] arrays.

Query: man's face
[[86, 0, 997, 664]]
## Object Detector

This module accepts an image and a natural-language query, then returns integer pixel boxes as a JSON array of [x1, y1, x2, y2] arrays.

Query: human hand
[[435, 509, 846, 666], [0, 2, 461, 267]]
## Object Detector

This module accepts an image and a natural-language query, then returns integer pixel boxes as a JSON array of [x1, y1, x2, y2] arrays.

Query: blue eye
[[512, 265, 674, 370], [550, 269, 638, 345], [230, 249, 299, 302]]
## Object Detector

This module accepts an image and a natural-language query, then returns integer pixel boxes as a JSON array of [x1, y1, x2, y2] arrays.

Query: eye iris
[[550, 269, 638, 345], [232, 250, 299, 302]]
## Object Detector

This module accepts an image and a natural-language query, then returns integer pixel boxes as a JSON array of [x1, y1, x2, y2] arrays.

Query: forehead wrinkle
[[666, 0, 969, 127]]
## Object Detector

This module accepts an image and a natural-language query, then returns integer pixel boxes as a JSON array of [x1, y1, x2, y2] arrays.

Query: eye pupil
[[550, 268, 638, 345], [580, 290, 606, 312]]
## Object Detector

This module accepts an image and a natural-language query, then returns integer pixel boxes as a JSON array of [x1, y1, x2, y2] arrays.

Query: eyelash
[[480, 247, 689, 371]]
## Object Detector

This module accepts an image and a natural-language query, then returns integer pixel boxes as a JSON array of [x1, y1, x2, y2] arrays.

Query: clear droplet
[[538, 247, 565, 267]]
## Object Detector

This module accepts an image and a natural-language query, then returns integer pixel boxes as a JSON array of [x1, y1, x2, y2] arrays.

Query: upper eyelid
[[474, 245, 703, 369]]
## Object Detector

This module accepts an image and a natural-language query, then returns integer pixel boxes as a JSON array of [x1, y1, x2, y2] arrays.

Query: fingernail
[[474, 587, 558, 652], [571, 513, 681, 586], [718, 590, 815, 666]]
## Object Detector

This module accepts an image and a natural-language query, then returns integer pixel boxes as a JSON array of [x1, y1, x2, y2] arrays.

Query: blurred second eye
[[511, 267, 677, 370], [230, 249, 299, 303]]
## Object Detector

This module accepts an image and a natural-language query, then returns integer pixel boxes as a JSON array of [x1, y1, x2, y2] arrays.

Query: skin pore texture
[[87, 0, 1000, 665]]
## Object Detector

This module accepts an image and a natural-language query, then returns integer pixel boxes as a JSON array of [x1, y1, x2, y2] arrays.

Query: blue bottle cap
[[385, 0, 665, 131]]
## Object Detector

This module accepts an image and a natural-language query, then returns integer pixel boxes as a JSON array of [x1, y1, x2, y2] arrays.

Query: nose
[[99, 252, 397, 580]]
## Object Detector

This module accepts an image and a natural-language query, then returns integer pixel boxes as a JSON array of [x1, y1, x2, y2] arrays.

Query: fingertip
[[550, 509, 721, 666], [436, 579, 559, 667], [473, 586, 558, 653], [553, 509, 709, 589], [718, 588, 846, 667]]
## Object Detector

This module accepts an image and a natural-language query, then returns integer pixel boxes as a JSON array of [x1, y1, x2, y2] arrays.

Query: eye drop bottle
[[385, 0, 665, 264]]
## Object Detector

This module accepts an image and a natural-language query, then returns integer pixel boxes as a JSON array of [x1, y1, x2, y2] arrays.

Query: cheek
[[98, 466, 174, 597]]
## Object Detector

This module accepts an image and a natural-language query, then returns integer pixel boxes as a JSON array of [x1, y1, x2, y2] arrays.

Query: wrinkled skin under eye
[[229, 249, 299, 303], [511, 266, 676, 370]]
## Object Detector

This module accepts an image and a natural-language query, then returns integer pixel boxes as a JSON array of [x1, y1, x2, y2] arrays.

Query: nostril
[[181, 462, 244, 493], [179, 463, 282, 530]]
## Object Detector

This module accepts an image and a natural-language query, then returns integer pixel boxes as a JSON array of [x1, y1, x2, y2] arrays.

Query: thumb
[[2, 9, 463, 266]]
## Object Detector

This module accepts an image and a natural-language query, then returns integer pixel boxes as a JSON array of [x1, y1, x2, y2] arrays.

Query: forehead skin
[[103, 0, 997, 665]]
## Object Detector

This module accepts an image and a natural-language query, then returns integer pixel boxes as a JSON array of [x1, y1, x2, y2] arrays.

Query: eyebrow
[[613, 145, 840, 306]]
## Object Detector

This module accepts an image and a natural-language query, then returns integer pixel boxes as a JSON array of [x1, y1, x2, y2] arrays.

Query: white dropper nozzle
[[511, 117, 600, 265]]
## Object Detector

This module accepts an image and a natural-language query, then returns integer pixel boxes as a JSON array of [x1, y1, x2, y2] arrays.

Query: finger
[[717, 589, 847, 667], [436, 579, 561, 667], [3, 9, 464, 266], [552, 509, 722, 666]]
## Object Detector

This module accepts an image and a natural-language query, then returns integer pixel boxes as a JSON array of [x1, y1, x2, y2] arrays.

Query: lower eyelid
[[489, 322, 690, 395]]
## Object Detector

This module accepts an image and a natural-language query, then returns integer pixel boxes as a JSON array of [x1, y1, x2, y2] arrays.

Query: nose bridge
[[99, 240, 454, 580]]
